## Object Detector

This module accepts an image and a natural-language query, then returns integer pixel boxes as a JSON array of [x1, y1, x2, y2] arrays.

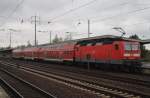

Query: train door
[[108, 45, 112, 63], [102, 39, 113, 63], [37, 48, 44, 59], [112, 42, 120, 60], [103, 44, 112, 64], [74, 44, 81, 62], [36, 48, 40, 59]]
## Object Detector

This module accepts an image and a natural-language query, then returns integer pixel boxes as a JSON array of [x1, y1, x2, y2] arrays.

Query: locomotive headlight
[[133, 54, 140, 56], [124, 53, 130, 56]]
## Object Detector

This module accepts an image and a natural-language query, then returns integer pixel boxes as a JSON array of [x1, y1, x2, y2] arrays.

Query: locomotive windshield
[[125, 42, 140, 50]]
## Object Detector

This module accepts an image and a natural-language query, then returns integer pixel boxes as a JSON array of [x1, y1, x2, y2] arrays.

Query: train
[[12, 35, 142, 72]]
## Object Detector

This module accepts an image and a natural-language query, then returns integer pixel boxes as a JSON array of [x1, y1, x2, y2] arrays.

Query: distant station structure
[[140, 39, 150, 45], [0, 48, 13, 58]]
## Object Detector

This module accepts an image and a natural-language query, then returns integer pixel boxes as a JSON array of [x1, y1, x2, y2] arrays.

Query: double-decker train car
[[13, 41, 76, 61], [13, 35, 141, 71]]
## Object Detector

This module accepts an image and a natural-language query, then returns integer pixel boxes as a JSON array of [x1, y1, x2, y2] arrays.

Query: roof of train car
[[13, 35, 142, 51], [0, 48, 13, 53], [35, 35, 141, 46], [76, 35, 141, 42]]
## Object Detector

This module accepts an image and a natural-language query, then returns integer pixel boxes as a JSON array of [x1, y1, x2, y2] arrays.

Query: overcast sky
[[0, 0, 150, 49]]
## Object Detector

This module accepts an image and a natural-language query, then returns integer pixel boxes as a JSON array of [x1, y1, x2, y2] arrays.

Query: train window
[[87, 43, 92, 46], [96, 42, 102, 45], [79, 41, 89, 46], [91, 42, 96, 46], [132, 44, 140, 50], [79, 43, 86, 46], [125, 42, 131, 50], [103, 39, 113, 44], [115, 44, 119, 50], [78, 40, 96, 46]]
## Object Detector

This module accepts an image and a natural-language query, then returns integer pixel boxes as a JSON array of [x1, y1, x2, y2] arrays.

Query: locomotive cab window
[[103, 38, 113, 45], [78, 41, 90, 46]]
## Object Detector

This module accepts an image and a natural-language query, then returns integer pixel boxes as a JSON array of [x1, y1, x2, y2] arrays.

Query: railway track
[[0, 61, 149, 98], [0, 68, 56, 98], [8, 59, 150, 87], [0, 77, 23, 98], [0, 61, 106, 98]]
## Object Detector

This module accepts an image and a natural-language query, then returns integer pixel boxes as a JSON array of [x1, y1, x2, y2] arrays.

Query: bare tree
[[52, 34, 63, 43]]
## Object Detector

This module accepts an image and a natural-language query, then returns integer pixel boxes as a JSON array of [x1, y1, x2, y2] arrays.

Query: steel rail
[[0, 77, 24, 98], [1, 60, 150, 98], [1, 61, 141, 98], [0, 68, 57, 98]]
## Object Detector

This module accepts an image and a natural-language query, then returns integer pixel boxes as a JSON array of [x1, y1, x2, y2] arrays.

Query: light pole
[[0, 28, 20, 48], [35, 16, 37, 46], [49, 31, 52, 44], [88, 19, 90, 38], [31, 15, 40, 46], [8, 29, 20, 48], [87, 19, 93, 38], [77, 19, 92, 38], [66, 32, 72, 40], [9, 31, 12, 48]]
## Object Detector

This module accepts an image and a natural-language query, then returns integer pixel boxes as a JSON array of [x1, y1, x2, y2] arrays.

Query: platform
[[0, 86, 10, 98], [142, 62, 150, 69], [142, 62, 150, 74]]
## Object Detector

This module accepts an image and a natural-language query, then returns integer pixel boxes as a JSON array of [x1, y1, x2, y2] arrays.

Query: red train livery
[[13, 35, 141, 70]]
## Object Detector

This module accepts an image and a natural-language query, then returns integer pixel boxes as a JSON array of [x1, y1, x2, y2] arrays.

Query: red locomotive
[[13, 35, 141, 71]]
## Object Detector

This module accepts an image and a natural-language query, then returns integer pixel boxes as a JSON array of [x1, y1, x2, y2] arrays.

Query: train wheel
[[135, 66, 142, 73], [124, 65, 130, 72], [117, 65, 121, 72], [129, 66, 140, 73]]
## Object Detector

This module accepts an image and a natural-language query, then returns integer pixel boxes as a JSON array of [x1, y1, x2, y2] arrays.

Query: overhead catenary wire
[[49, 0, 97, 22], [37, 0, 150, 40], [63, 7, 150, 38], [74, 1, 131, 21], [46, 1, 131, 24], [0, 0, 24, 27], [2, 0, 150, 45], [49, 1, 131, 31], [106, 21, 150, 28], [59, 1, 150, 31], [52, 1, 150, 32], [91, 5, 150, 23], [0, 0, 97, 26], [49, 1, 141, 34]]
